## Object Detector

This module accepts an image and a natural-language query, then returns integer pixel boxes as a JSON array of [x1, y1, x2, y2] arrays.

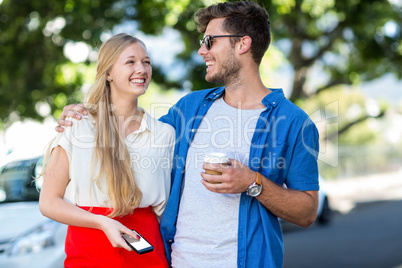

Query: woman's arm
[[39, 146, 139, 251]]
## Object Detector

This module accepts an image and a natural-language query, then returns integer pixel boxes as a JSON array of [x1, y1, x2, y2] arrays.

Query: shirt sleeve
[[49, 118, 74, 163], [159, 96, 187, 130], [285, 121, 320, 191], [159, 110, 175, 129]]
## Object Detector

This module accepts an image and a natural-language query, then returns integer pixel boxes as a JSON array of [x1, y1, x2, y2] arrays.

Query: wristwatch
[[246, 172, 262, 197]]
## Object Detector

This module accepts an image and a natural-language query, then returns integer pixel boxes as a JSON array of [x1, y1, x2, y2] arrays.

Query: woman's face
[[108, 42, 152, 99]]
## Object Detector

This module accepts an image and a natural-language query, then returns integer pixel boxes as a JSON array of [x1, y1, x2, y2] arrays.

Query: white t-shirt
[[50, 111, 175, 217], [171, 97, 265, 267]]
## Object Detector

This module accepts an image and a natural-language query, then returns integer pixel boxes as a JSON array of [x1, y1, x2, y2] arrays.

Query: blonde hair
[[86, 33, 145, 217], [42, 33, 145, 217]]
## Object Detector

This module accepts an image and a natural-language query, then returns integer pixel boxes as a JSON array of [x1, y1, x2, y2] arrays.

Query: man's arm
[[57, 100, 180, 133], [55, 104, 87, 132], [200, 160, 319, 228], [255, 174, 318, 227]]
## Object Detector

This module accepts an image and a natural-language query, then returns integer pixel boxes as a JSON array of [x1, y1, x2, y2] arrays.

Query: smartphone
[[122, 230, 154, 254]]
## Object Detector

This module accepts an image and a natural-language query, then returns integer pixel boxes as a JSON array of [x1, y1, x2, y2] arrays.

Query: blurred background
[[0, 0, 401, 267]]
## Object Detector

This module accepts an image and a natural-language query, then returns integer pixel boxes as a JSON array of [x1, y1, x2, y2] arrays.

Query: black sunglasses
[[200, 35, 243, 50]]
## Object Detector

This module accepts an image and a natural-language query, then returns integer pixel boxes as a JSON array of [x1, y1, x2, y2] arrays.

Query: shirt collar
[[141, 110, 156, 135], [206, 86, 285, 108], [85, 108, 155, 135], [206, 86, 225, 100], [262, 88, 285, 108]]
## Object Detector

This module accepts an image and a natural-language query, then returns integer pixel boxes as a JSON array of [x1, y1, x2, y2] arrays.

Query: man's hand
[[55, 104, 88, 132], [200, 159, 256, 194], [201, 159, 319, 227]]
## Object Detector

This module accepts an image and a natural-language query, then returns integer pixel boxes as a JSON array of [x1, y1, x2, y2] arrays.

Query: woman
[[39, 33, 174, 267]]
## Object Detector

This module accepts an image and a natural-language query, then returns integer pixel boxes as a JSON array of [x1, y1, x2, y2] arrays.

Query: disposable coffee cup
[[203, 153, 229, 176]]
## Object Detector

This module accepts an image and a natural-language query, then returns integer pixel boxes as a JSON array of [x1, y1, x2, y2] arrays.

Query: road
[[283, 200, 402, 268]]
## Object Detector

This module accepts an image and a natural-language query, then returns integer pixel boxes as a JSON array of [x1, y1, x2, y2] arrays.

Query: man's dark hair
[[195, 1, 271, 65]]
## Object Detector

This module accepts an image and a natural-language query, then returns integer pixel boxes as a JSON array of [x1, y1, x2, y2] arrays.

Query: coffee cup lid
[[204, 153, 229, 163]]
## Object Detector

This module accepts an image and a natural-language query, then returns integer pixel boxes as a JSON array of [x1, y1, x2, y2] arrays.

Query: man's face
[[198, 18, 241, 85]]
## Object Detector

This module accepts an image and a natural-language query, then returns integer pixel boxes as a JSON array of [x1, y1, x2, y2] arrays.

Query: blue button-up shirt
[[160, 86, 319, 267]]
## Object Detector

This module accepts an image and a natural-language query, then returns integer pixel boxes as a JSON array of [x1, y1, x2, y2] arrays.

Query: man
[[56, 2, 319, 267]]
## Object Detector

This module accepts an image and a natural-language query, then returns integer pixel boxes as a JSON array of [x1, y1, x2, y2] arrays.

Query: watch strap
[[255, 172, 262, 185]]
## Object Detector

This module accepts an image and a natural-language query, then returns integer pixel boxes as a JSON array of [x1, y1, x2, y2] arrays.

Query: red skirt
[[64, 206, 168, 268]]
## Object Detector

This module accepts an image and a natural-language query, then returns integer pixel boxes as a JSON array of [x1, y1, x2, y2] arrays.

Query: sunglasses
[[200, 35, 243, 50]]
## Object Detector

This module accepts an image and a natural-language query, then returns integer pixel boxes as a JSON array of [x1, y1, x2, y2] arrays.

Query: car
[[0, 156, 67, 268], [316, 176, 332, 224]]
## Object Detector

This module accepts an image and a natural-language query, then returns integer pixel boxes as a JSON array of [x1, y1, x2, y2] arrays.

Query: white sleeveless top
[[50, 111, 175, 217]]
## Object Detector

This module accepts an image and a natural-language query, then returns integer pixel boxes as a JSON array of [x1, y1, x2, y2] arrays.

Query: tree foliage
[[0, 0, 122, 127], [0, 0, 401, 131]]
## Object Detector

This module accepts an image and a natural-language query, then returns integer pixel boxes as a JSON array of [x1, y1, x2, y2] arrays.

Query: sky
[[362, 74, 402, 106], [0, 117, 56, 166]]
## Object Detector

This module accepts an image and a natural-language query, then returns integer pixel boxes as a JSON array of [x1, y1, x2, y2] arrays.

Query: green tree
[[1, 0, 401, 136], [132, 0, 401, 138], [0, 0, 123, 128]]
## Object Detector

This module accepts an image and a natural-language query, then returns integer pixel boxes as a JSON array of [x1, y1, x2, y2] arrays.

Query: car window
[[0, 157, 42, 203]]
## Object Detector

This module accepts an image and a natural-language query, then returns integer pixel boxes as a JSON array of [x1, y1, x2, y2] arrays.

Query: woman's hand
[[55, 104, 88, 132], [98, 215, 141, 252]]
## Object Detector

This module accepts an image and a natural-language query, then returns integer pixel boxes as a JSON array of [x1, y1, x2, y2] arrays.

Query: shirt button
[[168, 239, 173, 243], [191, 129, 195, 132], [273, 101, 276, 104]]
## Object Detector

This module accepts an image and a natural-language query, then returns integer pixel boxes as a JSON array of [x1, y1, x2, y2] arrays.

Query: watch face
[[248, 185, 262, 197]]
